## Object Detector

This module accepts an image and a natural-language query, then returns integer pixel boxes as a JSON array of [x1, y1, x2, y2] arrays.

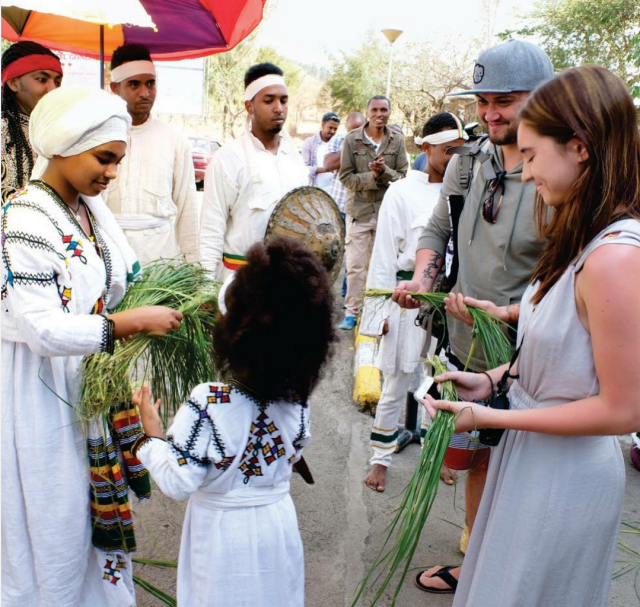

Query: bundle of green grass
[[79, 260, 220, 422], [352, 290, 513, 605]]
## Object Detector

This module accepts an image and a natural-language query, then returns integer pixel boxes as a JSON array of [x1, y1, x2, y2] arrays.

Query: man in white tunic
[[106, 43, 199, 266], [199, 62, 308, 279], [361, 113, 467, 492]]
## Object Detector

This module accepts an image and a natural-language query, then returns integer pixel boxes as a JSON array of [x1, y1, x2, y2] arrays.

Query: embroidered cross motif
[[176, 448, 192, 466], [62, 234, 87, 263], [208, 384, 231, 404], [214, 455, 236, 471], [103, 555, 126, 585], [239, 409, 286, 483], [59, 286, 72, 312]]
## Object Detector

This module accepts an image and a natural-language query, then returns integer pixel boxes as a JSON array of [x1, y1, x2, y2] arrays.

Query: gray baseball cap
[[448, 39, 554, 96]]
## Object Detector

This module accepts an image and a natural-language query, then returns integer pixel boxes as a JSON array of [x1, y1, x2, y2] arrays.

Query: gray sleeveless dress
[[453, 219, 640, 607]]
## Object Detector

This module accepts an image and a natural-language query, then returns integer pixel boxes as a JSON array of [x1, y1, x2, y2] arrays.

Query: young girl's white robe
[[136, 382, 310, 607], [1, 182, 138, 607]]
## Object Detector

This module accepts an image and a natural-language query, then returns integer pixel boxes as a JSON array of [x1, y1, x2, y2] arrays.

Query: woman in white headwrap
[[1, 87, 182, 607]]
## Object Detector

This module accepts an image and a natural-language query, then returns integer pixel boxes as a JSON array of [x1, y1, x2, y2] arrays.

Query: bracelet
[[482, 371, 494, 394]]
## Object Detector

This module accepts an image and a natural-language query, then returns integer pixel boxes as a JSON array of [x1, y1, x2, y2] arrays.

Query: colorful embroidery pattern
[[166, 399, 213, 468], [103, 554, 127, 585], [208, 384, 231, 404], [239, 406, 286, 483], [214, 456, 236, 471], [59, 285, 72, 312], [62, 234, 87, 263], [289, 407, 307, 464]]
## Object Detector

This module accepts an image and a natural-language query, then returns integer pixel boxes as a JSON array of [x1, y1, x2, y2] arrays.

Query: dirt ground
[[132, 282, 640, 606]]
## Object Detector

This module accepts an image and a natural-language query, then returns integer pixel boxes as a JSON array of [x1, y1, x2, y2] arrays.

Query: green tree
[[500, 0, 640, 96], [325, 32, 386, 115]]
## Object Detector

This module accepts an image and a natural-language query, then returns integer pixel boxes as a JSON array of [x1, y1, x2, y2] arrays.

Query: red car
[[189, 137, 221, 190]]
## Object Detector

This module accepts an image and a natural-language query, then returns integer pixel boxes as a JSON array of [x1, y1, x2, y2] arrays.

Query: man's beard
[[268, 124, 283, 135], [488, 121, 518, 146]]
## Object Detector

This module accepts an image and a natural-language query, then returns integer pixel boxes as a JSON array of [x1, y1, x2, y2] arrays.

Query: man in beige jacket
[[338, 95, 408, 330]]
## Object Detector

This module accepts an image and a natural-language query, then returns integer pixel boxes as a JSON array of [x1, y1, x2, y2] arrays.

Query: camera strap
[[496, 334, 523, 394]]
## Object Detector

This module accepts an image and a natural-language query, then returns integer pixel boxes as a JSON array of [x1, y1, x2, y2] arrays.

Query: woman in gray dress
[[424, 65, 640, 607]]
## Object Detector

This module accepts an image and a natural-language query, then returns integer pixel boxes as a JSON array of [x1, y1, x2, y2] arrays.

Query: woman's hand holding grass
[[422, 393, 490, 434], [434, 370, 493, 401], [109, 306, 183, 339], [132, 384, 164, 438]]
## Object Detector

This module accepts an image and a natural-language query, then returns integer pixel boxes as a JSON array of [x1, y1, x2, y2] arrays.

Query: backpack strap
[[448, 134, 493, 196]]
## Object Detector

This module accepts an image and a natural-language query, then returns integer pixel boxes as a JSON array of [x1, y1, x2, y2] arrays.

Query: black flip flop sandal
[[414, 565, 458, 594]]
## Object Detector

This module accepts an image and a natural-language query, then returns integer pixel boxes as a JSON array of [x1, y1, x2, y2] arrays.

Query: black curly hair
[[1, 41, 60, 187], [244, 62, 283, 89], [213, 236, 336, 404], [111, 43, 152, 70], [421, 112, 464, 138]]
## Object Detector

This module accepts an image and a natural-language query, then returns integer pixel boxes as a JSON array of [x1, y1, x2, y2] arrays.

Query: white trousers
[[370, 369, 422, 467]]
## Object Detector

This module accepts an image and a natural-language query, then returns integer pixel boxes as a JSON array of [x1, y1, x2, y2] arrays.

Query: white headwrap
[[29, 86, 131, 180], [414, 113, 468, 146], [111, 60, 156, 84], [244, 74, 286, 101]]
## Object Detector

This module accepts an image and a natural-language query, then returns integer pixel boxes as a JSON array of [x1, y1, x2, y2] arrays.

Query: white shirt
[[315, 141, 333, 190], [105, 116, 199, 266], [199, 126, 309, 280], [361, 170, 442, 374]]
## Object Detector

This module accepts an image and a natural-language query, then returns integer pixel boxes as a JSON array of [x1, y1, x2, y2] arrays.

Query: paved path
[[133, 294, 640, 606]]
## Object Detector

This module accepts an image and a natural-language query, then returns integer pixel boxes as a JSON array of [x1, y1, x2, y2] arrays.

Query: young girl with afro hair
[[133, 236, 336, 607]]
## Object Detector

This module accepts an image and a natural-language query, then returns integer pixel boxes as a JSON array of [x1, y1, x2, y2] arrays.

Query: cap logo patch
[[473, 63, 484, 84]]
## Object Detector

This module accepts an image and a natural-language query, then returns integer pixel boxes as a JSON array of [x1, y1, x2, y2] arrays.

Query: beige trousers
[[344, 213, 377, 317]]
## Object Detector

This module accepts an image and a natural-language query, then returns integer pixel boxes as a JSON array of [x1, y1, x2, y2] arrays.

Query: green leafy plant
[[351, 356, 458, 605], [79, 260, 220, 422], [364, 289, 512, 370]]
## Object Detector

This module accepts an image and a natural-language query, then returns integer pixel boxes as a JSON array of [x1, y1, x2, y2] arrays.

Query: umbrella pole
[[100, 24, 105, 89]]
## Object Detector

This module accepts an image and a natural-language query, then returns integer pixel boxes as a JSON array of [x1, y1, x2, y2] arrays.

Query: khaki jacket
[[338, 124, 408, 221]]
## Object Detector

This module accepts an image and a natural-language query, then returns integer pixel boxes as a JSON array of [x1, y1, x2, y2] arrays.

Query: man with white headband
[[199, 62, 308, 279], [106, 43, 199, 266], [2, 86, 184, 606], [393, 39, 553, 594], [361, 112, 466, 493]]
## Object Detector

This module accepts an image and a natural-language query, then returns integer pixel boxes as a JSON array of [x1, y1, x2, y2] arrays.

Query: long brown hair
[[521, 65, 640, 304]]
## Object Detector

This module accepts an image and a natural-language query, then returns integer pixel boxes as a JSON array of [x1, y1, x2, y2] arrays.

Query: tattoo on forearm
[[421, 252, 444, 283]]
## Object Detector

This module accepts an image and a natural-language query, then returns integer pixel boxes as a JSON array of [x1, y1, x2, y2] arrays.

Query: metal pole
[[99, 24, 105, 90], [385, 43, 393, 98]]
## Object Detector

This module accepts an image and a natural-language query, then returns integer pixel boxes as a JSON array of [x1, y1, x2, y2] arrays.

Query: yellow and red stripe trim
[[222, 252, 248, 271]]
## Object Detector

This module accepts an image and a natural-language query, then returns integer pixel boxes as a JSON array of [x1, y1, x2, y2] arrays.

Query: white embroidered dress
[[199, 127, 308, 280], [1, 181, 138, 607], [136, 381, 310, 607]]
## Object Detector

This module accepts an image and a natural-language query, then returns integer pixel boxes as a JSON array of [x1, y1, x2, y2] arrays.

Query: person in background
[[199, 62, 308, 281], [301, 111, 340, 190], [338, 95, 408, 330], [323, 111, 366, 297], [106, 43, 199, 266], [1, 41, 63, 202], [362, 112, 467, 493]]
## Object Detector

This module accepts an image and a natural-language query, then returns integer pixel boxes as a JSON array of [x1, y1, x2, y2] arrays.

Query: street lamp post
[[381, 29, 403, 99]]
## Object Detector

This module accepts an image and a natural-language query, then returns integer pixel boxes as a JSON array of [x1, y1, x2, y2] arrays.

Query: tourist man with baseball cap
[[393, 39, 553, 594]]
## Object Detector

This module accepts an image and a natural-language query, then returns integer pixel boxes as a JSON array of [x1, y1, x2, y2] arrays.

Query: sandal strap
[[434, 566, 459, 590]]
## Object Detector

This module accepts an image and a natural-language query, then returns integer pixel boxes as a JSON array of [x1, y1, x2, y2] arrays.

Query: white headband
[[244, 74, 286, 101], [111, 60, 156, 83], [414, 129, 468, 146]]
